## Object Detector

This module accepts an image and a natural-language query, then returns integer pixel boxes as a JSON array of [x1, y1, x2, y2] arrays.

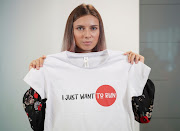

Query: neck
[[75, 47, 92, 53]]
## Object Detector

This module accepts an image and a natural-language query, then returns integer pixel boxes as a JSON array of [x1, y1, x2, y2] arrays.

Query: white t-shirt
[[23, 49, 151, 131]]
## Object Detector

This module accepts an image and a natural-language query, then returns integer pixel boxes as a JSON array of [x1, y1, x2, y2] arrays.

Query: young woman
[[23, 3, 154, 131]]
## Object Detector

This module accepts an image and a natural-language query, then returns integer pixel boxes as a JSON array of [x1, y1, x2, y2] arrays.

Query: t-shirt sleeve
[[128, 61, 151, 97], [23, 68, 47, 99]]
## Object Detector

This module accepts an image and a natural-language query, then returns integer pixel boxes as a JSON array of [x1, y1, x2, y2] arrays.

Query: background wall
[[0, 0, 140, 131], [140, 0, 180, 130]]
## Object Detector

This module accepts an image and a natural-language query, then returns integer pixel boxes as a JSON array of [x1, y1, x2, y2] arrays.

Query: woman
[[23, 3, 154, 131]]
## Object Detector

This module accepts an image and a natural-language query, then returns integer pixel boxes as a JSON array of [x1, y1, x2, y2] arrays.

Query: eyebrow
[[76, 25, 99, 27]]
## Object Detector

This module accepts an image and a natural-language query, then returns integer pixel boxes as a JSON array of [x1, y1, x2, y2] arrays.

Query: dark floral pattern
[[22, 87, 47, 131], [23, 79, 155, 130], [131, 79, 155, 123]]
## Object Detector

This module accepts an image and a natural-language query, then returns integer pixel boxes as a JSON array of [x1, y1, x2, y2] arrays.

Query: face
[[73, 15, 100, 53]]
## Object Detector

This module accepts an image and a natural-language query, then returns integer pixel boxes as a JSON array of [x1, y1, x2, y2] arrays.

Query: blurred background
[[0, 0, 180, 131], [140, 0, 180, 131]]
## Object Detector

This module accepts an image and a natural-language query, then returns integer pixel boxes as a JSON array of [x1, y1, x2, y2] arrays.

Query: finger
[[124, 51, 132, 55], [35, 59, 40, 70], [42, 55, 46, 59], [130, 54, 136, 64], [29, 63, 33, 71], [140, 56, 145, 63], [123, 52, 129, 55], [135, 56, 140, 64], [128, 53, 132, 63], [29, 66, 33, 71], [39, 57, 44, 67], [32, 60, 36, 68]]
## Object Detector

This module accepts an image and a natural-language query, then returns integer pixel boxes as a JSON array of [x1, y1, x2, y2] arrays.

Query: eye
[[91, 27, 97, 30], [77, 27, 84, 30]]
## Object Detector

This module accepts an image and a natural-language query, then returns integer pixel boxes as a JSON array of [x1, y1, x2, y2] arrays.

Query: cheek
[[74, 32, 82, 42], [93, 31, 100, 40]]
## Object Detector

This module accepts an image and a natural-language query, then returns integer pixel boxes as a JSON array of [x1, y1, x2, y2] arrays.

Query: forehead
[[73, 15, 99, 26]]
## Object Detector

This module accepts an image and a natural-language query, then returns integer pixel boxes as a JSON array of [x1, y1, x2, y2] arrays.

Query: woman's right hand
[[29, 55, 46, 71]]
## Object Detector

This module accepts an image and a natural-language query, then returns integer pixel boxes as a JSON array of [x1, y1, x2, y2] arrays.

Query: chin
[[76, 44, 96, 52], [80, 46, 93, 50]]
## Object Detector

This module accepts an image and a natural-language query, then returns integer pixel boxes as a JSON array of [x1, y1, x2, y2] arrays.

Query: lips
[[83, 41, 92, 45]]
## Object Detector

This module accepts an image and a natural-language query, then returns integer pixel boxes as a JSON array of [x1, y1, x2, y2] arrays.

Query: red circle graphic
[[96, 85, 117, 107]]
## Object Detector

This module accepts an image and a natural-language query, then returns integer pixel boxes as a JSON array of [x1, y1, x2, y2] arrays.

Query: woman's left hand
[[123, 51, 145, 64]]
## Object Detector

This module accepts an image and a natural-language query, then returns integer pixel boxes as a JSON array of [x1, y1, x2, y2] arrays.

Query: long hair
[[61, 3, 107, 52]]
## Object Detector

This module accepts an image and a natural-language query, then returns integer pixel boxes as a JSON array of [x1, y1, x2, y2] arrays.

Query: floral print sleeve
[[131, 79, 155, 123], [22, 87, 47, 131]]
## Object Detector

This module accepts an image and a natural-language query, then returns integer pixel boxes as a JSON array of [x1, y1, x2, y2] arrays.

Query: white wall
[[0, 0, 139, 130]]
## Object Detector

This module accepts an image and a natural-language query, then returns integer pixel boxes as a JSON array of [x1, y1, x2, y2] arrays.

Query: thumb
[[29, 66, 33, 71], [42, 55, 46, 59]]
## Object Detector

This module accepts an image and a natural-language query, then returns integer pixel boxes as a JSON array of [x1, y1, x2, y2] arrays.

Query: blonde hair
[[61, 3, 107, 52]]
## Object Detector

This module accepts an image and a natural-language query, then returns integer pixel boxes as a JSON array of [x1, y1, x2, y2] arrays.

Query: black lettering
[[64, 94, 79, 100]]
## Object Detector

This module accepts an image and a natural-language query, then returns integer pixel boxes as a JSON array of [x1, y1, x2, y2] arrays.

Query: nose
[[84, 29, 92, 38]]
